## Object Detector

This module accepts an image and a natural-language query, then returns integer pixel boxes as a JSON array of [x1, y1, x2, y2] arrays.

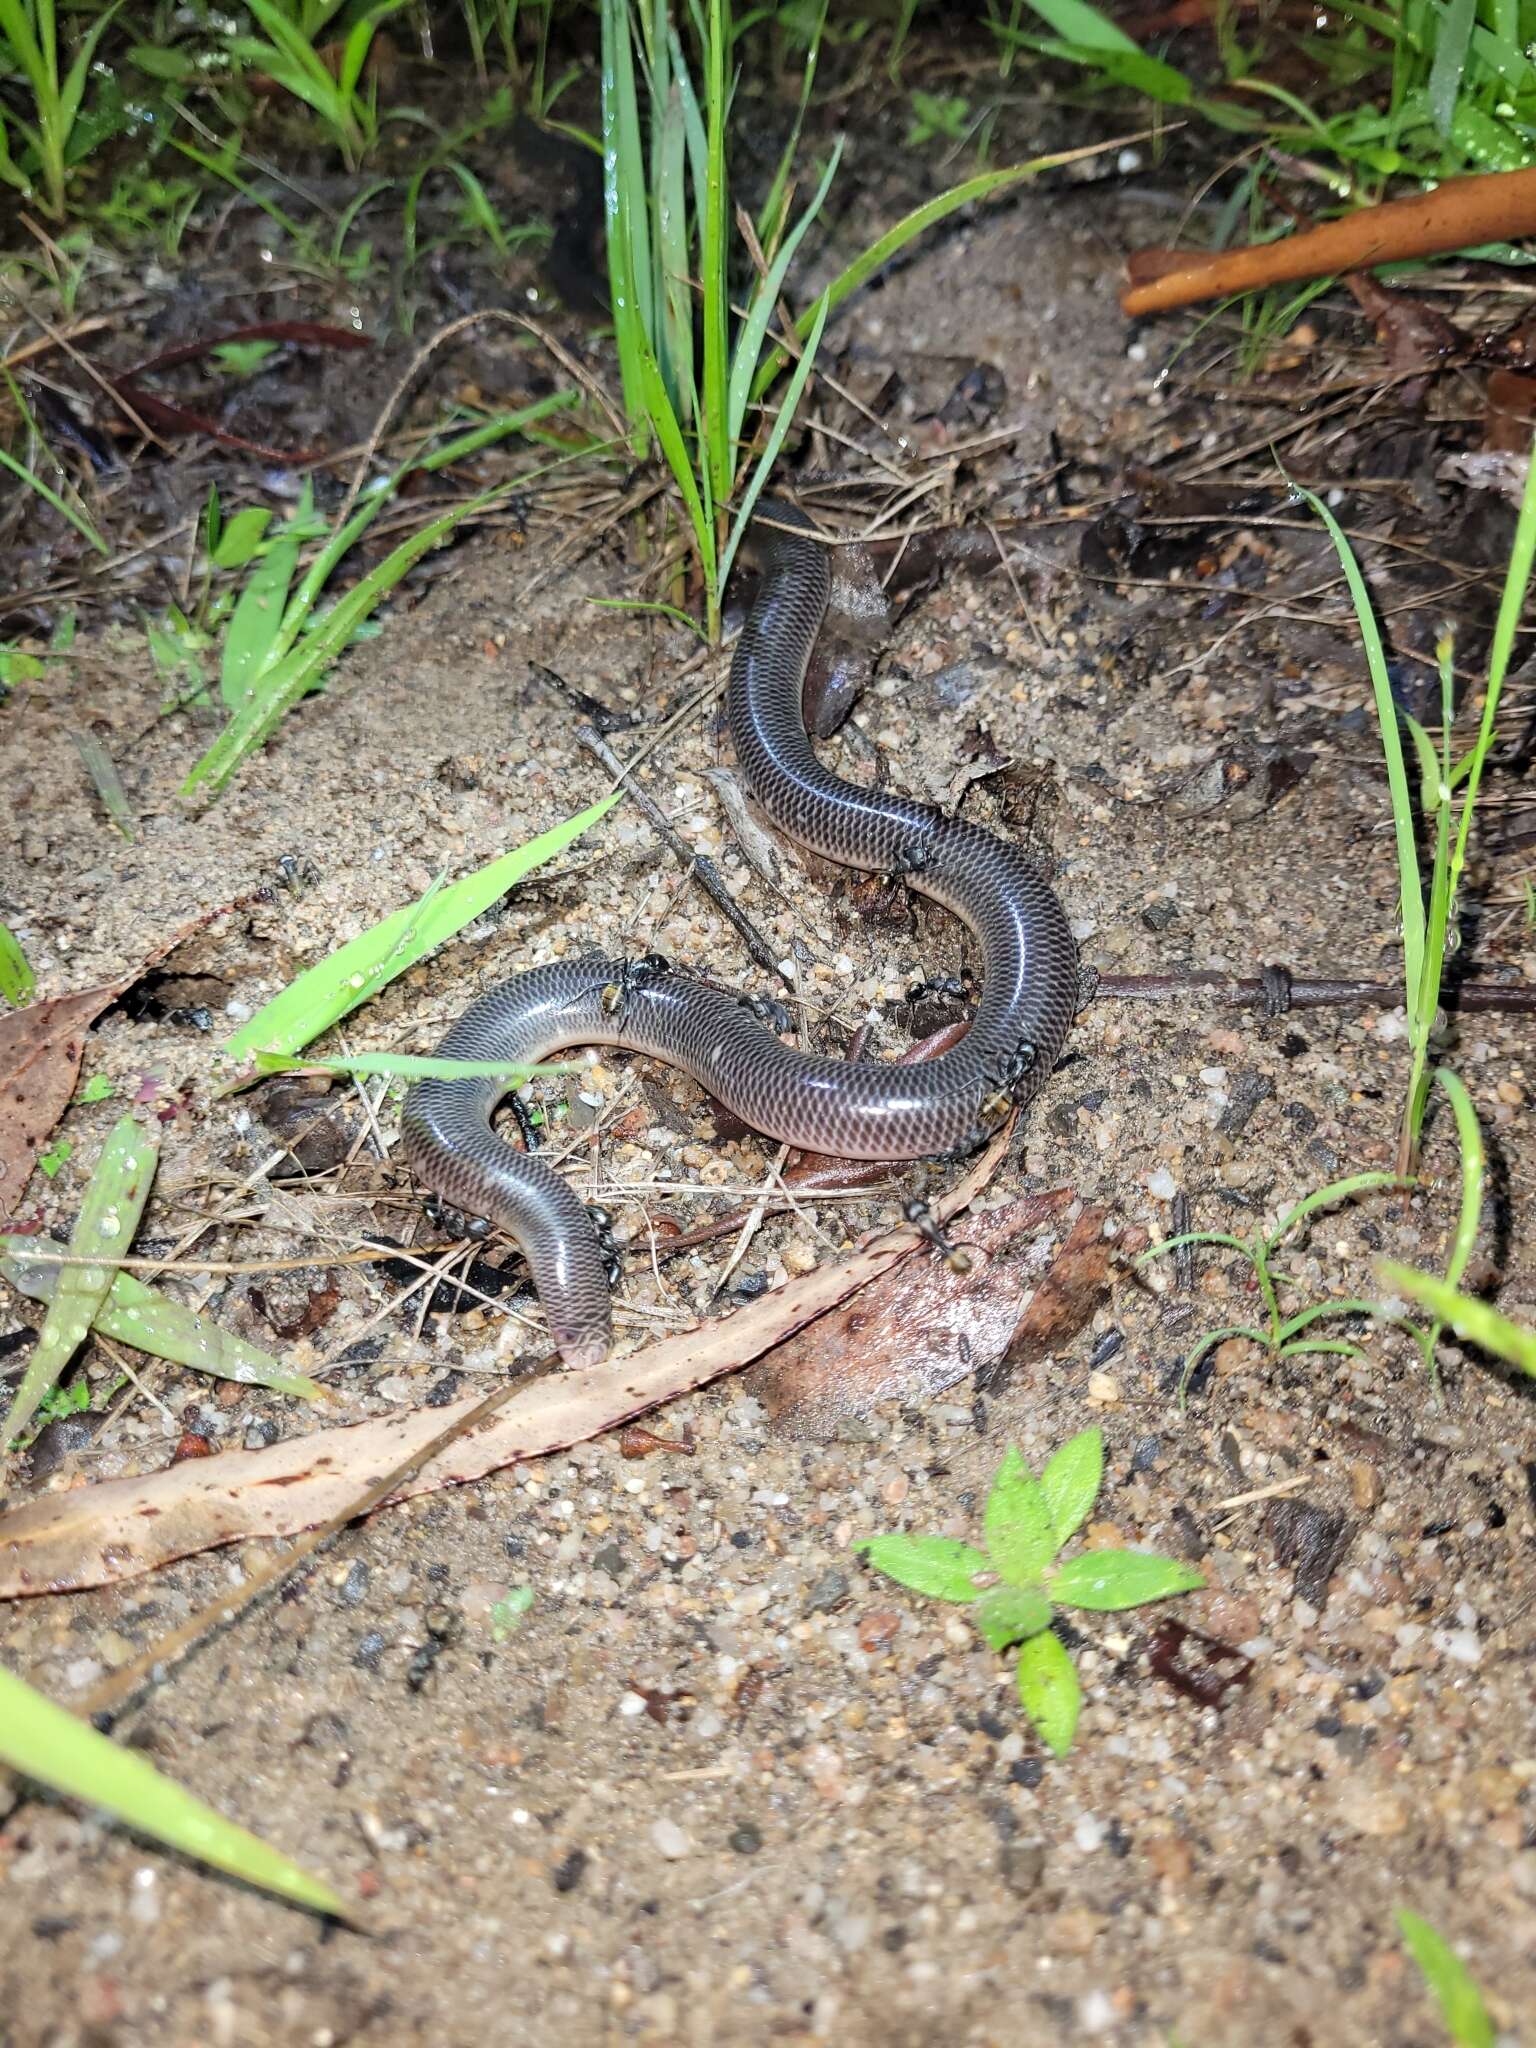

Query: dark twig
[[573, 721, 791, 987], [1170, 1189, 1195, 1294], [1093, 969, 1536, 1017], [532, 659, 637, 735]]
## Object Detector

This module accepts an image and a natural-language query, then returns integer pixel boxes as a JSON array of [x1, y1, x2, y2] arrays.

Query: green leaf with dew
[[0, 1664, 343, 1917], [855, 1533, 989, 1602], [1015, 1627, 1080, 1757], [1, 1242, 322, 1401], [1049, 1548, 1204, 1612], [2, 1116, 158, 1446]]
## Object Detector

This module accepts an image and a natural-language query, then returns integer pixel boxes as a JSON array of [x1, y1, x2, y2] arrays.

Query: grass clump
[[859, 1429, 1202, 1758], [1300, 447, 1536, 1176], [598, 0, 1124, 640]]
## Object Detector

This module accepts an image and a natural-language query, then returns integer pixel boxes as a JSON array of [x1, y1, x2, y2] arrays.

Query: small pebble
[[651, 1818, 691, 1860]]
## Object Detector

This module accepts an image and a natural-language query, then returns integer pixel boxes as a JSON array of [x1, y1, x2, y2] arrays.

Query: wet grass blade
[[719, 291, 828, 590], [224, 794, 618, 1060], [0, 1666, 343, 1918], [254, 1050, 569, 1085], [3, 1116, 158, 1447], [0, 1244, 321, 1400]]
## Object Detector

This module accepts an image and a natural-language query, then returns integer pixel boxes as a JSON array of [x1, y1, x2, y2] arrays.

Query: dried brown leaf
[[0, 1126, 1010, 1596]]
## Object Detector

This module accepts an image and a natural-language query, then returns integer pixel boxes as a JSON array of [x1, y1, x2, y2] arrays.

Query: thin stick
[[575, 721, 791, 986], [1093, 970, 1536, 1016]]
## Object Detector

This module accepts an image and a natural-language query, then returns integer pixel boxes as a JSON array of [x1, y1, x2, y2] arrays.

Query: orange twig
[[1121, 164, 1536, 318]]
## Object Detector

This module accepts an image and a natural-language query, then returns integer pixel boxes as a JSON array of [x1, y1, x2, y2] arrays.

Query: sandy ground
[[3, 138, 1535, 2048]]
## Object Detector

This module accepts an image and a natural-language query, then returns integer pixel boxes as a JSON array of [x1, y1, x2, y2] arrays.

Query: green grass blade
[[0, 446, 110, 556], [57, 0, 126, 136], [1275, 1296, 1380, 1341], [701, 0, 731, 509], [1434, 1068, 1484, 1297], [1292, 482, 1426, 1003], [749, 149, 1096, 405], [657, 78, 695, 426], [0, 922, 35, 1006], [1448, 430, 1536, 896], [253, 1050, 567, 1084], [1378, 1262, 1536, 1377], [1135, 1230, 1249, 1264], [182, 486, 505, 797], [0, 1666, 343, 1917], [1, 1245, 321, 1399], [0, 0, 49, 96], [1396, 1910, 1495, 2048], [755, 0, 827, 251], [719, 292, 828, 590], [636, 331, 716, 590], [726, 144, 841, 456], [224, 794, 618, 1059], [1271, 1171, 1403, 1244], [3, 1117, 158, 1446], [1428, 0, 1476, 139], [601, 0, 652, 450], [219, 530, 301, 710], [1013, 0, 1141, 52]]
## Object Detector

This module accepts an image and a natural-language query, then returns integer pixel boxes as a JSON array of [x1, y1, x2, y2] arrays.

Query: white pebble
[[651, 1818, 691, 1859]]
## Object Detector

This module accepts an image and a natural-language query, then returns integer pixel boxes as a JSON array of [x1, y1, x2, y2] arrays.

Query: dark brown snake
[[401, 502, 1079, 1364]]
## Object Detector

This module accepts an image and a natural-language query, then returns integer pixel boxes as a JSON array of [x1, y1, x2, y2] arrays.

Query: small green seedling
[[1397, 1910, 1496, 2048], [1139, 1171, 1428, 1402], [906, 90, 970, 145], [211, 339, 281, 378], [77, 1074, 113, 1103], [37, 1138, 71, 1178], [490, 1587, 534, 1640], [858, 1429, 1202, 1758], [183, 393, 575, 797]]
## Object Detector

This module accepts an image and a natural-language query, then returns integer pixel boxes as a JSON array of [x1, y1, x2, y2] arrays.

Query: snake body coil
[[401, 504, 1079, 1364]]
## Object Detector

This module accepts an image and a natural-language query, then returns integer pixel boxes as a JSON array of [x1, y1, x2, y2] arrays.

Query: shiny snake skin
[[401, 502, 1079, 1364]]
